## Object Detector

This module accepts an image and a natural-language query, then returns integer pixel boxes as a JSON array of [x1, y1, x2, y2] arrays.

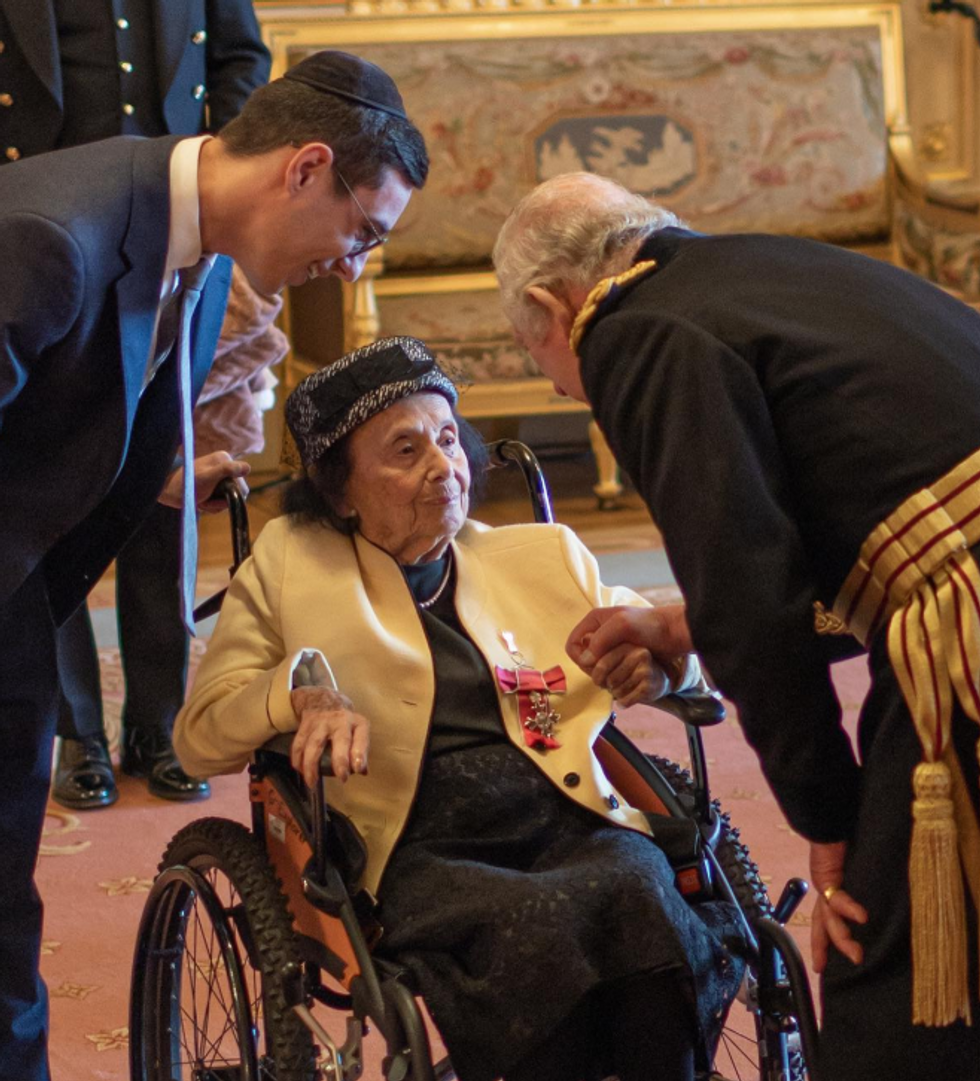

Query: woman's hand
[[289, 686, 370, 787], [810, 840, 868, 971]]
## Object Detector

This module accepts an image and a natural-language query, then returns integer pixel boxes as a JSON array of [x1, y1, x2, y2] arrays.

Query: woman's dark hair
[[218, 80, 428, 193], [282, 407, 489, 531]]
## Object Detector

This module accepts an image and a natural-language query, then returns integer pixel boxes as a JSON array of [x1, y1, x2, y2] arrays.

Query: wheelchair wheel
[[130, 816, 317, 1081], [648, 756, 806, 1081]]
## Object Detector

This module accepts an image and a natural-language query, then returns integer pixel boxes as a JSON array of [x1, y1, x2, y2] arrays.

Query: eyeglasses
[[337, 170, 389, 258]]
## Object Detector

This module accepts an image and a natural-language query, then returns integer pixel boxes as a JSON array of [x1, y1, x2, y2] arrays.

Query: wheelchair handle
[[486, 439, 554, 524]]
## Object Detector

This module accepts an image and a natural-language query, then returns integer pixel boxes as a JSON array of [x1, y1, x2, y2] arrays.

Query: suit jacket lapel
[[116, 136, 181, 433], [1, 0, 61, 108]]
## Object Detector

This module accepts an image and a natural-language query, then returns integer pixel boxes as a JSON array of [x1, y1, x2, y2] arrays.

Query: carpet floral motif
[[51, 982, 101, 1001], [98, 876, 154, 897], [85, 1027, 129, 1053], [40, 807, 91, 857]]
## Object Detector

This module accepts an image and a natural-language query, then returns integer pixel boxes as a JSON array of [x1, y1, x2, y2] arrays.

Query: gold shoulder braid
[[833, 445, 980, 1027], [568, 260, 658, 356]]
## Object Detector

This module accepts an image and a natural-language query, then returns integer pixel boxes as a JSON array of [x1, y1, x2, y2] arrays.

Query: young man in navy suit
[[0, 0, 272, 808], [0, 50, 429, 1081]]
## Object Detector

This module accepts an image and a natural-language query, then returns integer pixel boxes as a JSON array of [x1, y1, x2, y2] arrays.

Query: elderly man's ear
[[526, 285, 576, 338]]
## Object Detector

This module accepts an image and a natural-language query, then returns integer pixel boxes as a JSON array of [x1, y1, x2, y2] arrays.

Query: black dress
[[374, 558, 745, 1081]]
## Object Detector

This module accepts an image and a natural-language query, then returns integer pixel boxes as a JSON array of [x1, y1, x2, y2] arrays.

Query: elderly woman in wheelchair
[[170, 336, 749, 1081]]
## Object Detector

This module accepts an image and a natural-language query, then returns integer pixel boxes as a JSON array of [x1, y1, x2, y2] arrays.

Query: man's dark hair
[[282, 410, 488, 532], [219, 80, 428, 191]]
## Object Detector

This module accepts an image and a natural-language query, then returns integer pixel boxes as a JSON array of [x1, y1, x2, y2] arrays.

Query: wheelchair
[[129, 441, 819, 1081]]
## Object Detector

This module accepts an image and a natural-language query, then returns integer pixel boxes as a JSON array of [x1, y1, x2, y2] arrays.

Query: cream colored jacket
[[175, 515, 660, 895]]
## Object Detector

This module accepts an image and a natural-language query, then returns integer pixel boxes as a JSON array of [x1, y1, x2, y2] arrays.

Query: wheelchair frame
[[129, 441, 820, 1081]]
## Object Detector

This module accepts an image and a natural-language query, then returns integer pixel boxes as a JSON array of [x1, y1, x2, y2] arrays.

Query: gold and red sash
[[834, 447, 980, 1027]]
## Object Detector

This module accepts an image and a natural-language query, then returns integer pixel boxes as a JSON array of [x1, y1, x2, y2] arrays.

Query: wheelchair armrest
[[257, 732, 336, 777], [653, 685, 726, 727]]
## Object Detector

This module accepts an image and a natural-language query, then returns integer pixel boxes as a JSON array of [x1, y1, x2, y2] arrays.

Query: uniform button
[[563, 772, 580, 788], [191, 30, 207, 44], [5, 146, 20, 161], [0, 93, 12, 107], [122, 103, 135, 116], [606, 794, 619, 810], [119, 61, 133, 73], [192, 84, 206, 101], [117, 17, 130, 29]]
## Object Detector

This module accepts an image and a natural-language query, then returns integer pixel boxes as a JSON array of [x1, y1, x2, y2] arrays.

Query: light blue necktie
[[175, 258, 211, 635]]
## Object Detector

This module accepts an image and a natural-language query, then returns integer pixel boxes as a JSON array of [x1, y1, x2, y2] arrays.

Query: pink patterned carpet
[[39, 568, 870, 1080]]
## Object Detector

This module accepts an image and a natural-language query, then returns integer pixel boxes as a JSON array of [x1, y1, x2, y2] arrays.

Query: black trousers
[[820, 627, 980, 1081], [55, 503, 189, 741], [0, 569, 58, 1081]]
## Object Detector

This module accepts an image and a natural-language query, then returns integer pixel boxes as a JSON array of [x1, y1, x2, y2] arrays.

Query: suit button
[[605, 794, 620, 810], [5, 146, 19, 161], [0, 93, 12, 107], [122, 103, 135, 116], [563, 772, 580, 788], [192, 30, 207, 44], [116, 17, 130, 29], [119, 61, 133, 73], [192, 84, 206, 101]]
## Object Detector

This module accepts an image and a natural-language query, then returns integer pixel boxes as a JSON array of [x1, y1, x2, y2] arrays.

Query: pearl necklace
[[417, 559, 452, 610]]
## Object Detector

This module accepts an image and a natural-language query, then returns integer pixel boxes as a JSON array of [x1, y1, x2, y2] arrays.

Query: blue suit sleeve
[[0, 213, 84, 432]]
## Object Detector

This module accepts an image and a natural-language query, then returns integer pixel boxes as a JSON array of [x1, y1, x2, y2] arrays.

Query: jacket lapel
[[1, 0, 61, 108], [116, 137, 181, 434]]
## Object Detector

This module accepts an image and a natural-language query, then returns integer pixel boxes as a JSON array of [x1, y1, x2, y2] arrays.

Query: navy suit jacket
[[0, 0, 269, 156], [0, 135, 231, 621]]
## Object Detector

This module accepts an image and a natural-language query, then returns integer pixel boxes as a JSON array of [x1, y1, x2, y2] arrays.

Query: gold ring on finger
[[822, 884, 841, 904]]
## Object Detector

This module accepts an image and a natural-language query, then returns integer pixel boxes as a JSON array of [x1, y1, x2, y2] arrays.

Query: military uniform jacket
[[578, 228, 980, 842], [174, 516, 654, 896], [0, 0, 270, 159], [0, 135, 231, 621]]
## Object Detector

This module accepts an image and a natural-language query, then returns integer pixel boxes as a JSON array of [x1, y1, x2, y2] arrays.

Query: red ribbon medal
[[495, 664, 567, 749]]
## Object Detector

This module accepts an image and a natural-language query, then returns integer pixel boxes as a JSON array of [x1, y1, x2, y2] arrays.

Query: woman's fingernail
[[580, 649, 595, 666]]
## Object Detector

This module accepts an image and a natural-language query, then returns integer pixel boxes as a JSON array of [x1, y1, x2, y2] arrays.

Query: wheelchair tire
[[647, 756, 806, 1081], [131, 816, 317, 1081]]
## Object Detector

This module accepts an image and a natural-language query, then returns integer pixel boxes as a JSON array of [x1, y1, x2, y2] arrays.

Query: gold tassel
[[909, 761, 971, 1026]]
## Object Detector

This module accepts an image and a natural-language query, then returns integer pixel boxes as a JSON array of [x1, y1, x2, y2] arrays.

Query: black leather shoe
[[52, 737, 118, 810], [120, 728, 211, 802]]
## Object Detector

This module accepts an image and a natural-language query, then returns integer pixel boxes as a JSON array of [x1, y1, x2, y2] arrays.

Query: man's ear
[[526, 285, 575, 338], [285, 143, 335, 195]]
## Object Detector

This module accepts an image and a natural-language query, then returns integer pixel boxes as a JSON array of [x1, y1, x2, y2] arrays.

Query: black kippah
[[283, 50, 408, 120]]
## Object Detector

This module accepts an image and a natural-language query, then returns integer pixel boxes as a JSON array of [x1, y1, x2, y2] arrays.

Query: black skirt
[[376, 743, 745, 1081]]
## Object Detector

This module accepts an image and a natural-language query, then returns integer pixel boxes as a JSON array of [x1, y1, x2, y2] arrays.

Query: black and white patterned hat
[[285, 337, 458, 467]]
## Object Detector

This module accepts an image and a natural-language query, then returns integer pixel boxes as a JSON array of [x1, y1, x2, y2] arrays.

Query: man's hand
[[810, 840, 868, 971], [567, 604, 694, 672], [289, 686, 370, 788], [159, 450, 250, 513], [575, 640, 673, 707]]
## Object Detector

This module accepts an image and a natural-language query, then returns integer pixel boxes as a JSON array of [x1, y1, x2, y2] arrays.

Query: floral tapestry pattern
[[376, 285, 539, 385], [295, 25, 887, 268]]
